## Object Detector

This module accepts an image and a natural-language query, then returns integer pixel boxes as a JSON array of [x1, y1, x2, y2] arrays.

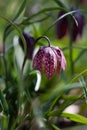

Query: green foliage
[[61, 112, 87, 125], [0, 0, 87, 130]]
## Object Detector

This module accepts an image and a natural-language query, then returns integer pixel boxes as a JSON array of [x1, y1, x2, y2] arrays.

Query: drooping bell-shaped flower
[[33, 45, 66, 80], [80, 0, 87, 4], [56, 7, 85, 41], [19, 32, 35, 60], [56, 11, 68, 39], [72, 11, 85, 41]]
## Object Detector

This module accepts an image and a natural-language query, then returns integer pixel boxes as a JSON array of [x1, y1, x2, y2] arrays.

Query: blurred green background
[[0, 0, 87, 130]]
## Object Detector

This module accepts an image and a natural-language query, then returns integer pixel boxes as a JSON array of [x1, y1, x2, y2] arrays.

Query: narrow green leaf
[[22, 7, 65, 24], [79, 77, 87, 103], [51, 124, 61, 130], [56, 95, 82, 116], [14, 0, 27, 20], [47, 95, 81, 117], [61, 112, 87, 125], [22, 14, 50, 25], [41, 82, 82, 103], [54, 0, 67, 8], [73, 49, 87, 65], [0, 114, 9, 130], [0, 15, 26, 55], [3, 25, 14, 42], [0, 90, 9, 115], [49, 91, 64, 112], [3, 0, 27, 43], [70, 69, 87, 83]]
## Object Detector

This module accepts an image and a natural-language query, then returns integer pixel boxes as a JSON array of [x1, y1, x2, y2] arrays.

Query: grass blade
[[0, 90, 9, 115], [79, 76, 87, 103], [61, 112, 87, 125], [14, 0, 27, 20]]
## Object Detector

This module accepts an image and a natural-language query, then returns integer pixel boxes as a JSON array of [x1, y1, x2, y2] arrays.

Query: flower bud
[[56, 11, 68, 39], [33, 45, 66, 80], [56, 8, 85, 41], [19, 32, 35, 60]]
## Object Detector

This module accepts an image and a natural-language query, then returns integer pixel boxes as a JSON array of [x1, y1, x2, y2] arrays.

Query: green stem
[[68, 17, 74, 75], [35, 35, 51, 46], [3, 36, 8, 87], [69, 38, 74, 75], [21, 55, 27, 74], [0, 90, 9, 115]]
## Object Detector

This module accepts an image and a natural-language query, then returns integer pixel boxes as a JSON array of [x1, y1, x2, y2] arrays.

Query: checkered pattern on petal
[[51, 46, 62, 76], [33, 47, 44, 72], [42, 47, 57, 79], [33, 45, 66, 80]]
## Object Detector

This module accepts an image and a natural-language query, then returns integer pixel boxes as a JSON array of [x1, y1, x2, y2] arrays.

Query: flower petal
[[51, 46, 62, 76], [43, 47, 57, 79], [61, 50, 66, 70], [33, 47, 44, 72]]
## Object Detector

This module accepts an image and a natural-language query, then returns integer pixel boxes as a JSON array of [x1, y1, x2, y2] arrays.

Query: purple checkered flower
[[33, 45, 66, 80]]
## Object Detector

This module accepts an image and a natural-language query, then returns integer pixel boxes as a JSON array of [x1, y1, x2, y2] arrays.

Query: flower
[[33, 45, 66, 80], [80, 0, 87, 4], [72, 10, 85, 41], [19, 32, 35, 60], [56, 8, 85, 41], [56, 11, 68, 39]]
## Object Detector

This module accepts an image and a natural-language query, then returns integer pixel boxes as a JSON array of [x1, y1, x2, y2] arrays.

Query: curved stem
[[21, 35, 51, 74], [21, 7, 66, 24], [45, 10, 79, 34], [35, 35, 51, 46], [21, 55, 27, 75]]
